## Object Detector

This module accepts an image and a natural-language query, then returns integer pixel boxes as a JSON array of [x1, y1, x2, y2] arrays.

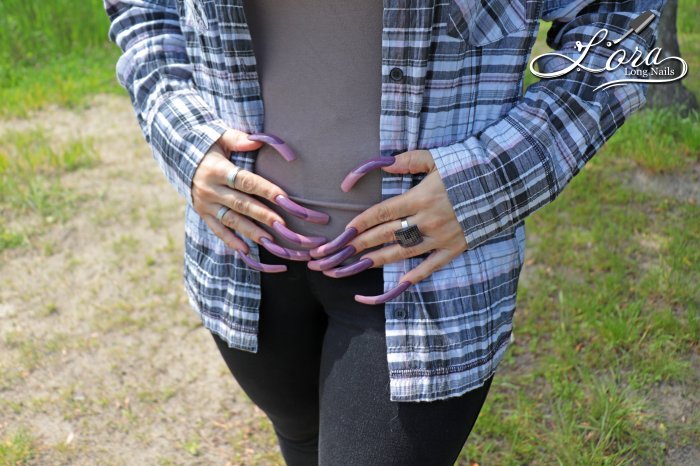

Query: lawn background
[[1, 1, 698, 465]]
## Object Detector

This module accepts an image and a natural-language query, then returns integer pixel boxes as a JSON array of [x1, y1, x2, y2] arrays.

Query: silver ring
[[226, 166, 242, 190], [216, 206, 230, 222], [394, 218, 423, 248]]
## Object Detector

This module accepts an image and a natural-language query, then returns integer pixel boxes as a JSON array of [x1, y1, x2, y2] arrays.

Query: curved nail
[[323, 258, 374, 278], [355, 281, 412, 305], [272, 221, 326, 248], [307, 245, 356, 271], [248, 132, 297, 162], [260, 237, 312, 261], [237, 250, 287, 273], [340, 156, 395, 192], [310, 227, 358, 259], [275, 195, 330, 224]]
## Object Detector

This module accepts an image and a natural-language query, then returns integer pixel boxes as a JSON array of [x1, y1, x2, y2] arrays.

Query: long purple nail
[[310, 227, 358, 259], [275, 195, 330, 224], [355, 281, 412, 305], [248, 133, 297, 162], [340, 156, 395, 192], [307, 245, 356, 271], [237, 250, 287, 273], [272, 221, 326, 248], [260, 237, 312, 261], [323, 258, 374, 278]]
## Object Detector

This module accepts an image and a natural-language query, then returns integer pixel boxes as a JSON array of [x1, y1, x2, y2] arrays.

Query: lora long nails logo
[[529, 11, 689, 92]]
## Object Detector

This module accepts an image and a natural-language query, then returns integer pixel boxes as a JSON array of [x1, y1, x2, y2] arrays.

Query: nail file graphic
[[606, 11, 655, 47]]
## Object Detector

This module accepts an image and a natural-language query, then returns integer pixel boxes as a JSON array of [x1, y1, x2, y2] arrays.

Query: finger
[[215, 185, 285, 226], [355, 281, 412, 306], [218, 129, 265, 153], [259, 237, 312, 261], [358, 238, 436, 268], [219, 209, 273, 244], [346, 192, 417, 234], [399, 248, 455, 285], [202, 214, 249, 253], [347, 218, 408, 254], [380, 150, 435, 175], [322, 257, 374, 278], [227, 169, 287, 202]]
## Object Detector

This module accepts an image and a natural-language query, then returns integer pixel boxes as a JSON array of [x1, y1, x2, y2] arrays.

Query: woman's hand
[[326, 150, 469, 285], [192, 129, 288, 253]]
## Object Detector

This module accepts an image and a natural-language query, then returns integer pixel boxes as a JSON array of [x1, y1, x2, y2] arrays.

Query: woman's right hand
[[192, 129, 288, 254]]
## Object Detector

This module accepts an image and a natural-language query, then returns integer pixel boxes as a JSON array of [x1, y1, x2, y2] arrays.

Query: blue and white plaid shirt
[[104, 0, 664, 401]]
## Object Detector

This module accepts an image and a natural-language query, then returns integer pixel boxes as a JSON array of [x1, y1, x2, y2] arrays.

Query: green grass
[[0, 0, 124, 117], [0, 428, 35, 465], [0, 128, 100, 251]]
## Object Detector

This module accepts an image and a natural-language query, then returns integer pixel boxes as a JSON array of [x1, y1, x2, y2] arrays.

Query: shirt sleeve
[[104, 0, 230, 206], [429, 0, 666, 249]]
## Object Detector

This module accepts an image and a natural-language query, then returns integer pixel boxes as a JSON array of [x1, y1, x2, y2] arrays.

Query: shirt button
[[394, 308, 407, 319], [389, 67, 404, 82]]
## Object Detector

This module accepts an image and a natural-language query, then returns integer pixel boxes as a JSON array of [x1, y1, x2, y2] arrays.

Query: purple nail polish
[[272, 221, 326, 248], [237, 250, 287, 273], [355, 281, 412, 305], [248, 132, 297, 162], [310, 227, 358, 259], [323, 258, 374, 278], [340, 156, 395, 192], [307, 245, 356, 271], [275, 195, 330, 224], [260, 237, 312, 261]]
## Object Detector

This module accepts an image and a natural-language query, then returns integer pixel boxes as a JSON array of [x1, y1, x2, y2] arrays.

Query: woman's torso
[[242, 0, 384, 256]]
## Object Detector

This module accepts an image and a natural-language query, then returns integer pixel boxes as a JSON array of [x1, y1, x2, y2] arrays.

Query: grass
[[0, 128, 100, 247], [0, 0, 124, 117], [0, 428, 35, 466]]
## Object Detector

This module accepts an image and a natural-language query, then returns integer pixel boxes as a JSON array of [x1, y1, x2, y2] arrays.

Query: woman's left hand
[[333, 150, 469, 285]]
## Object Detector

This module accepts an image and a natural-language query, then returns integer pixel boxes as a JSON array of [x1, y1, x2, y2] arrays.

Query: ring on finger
[[394, 218, 424, 248], [226, 166, 242, 190], [216, 206, 230, 222]]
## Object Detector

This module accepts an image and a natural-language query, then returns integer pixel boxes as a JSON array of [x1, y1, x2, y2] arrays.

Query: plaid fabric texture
[[104, 0, 664, 401]]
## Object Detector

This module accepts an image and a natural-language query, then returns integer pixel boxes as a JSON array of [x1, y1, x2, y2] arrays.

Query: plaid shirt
[[105, 0, 663, 402]]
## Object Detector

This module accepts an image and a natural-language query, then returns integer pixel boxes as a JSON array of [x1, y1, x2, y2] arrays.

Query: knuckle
[[376, 205, 393, 224], [239, 173, 256, 192], [232, 196, 247, 214]]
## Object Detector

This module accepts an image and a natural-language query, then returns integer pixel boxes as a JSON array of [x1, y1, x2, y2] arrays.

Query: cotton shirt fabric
[[104, 0, 664, 402]]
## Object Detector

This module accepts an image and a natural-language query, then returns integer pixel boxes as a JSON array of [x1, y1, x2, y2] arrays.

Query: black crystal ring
[[394, 219, 423, 248]]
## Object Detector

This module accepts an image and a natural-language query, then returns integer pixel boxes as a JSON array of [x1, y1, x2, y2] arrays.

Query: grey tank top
[[243, 0, 384, 254]]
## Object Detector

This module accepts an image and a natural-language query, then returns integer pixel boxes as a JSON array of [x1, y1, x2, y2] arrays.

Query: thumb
[[381, 150, 435, 174], [218, 129, 264, 153]]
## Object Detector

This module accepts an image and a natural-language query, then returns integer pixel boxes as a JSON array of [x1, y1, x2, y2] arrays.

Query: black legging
[[210, 246, 494, 466]]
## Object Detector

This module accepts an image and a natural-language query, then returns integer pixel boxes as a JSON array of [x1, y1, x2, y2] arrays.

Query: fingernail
[[275, 195, 330, 224], [355, 281, 412, 305], [237, 250, 287, 273], [323, 258, 374, 278], [310, 227, 358, 258], [340, 156, 395, 192], [260, 237, 312, 261], [272, 221, 326, 248], [307, 245, 356, 271], [247, 132, 297, 162]]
